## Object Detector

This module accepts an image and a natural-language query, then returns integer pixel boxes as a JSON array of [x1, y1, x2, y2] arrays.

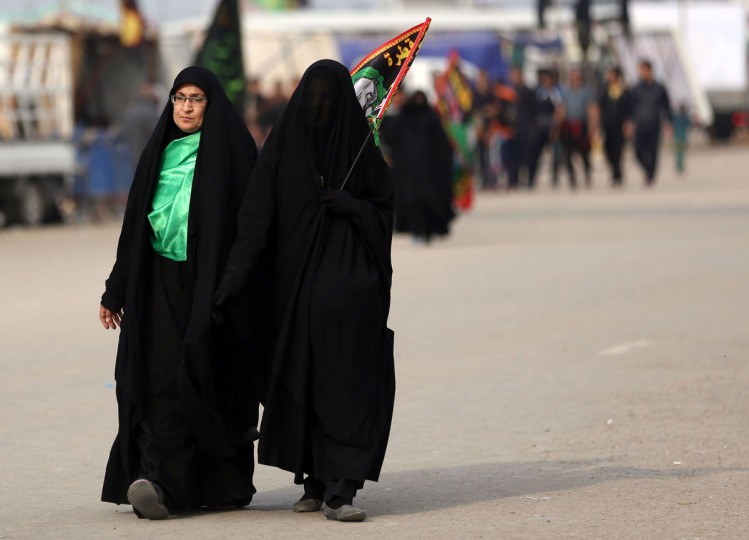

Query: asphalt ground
[[1, 143, 748, 539]]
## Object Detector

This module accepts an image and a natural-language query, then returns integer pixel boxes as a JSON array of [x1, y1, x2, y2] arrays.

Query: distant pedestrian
[[559, 68, 597, 189], [528, 69, 563, 188], [244, 76, 268, 144], [630, 59, 672, 186], [120, 82, 160, 170], [672, 103, 691, 174], [381, 90, 455, 242], [473, 69, 497, 189], [489, 79, 519, 189], [257, 79, 288, 145], [598, 66, 631, 186], [509, 66, 537, 188]]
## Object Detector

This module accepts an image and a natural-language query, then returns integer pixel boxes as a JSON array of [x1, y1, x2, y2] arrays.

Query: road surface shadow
[[104, 459, 747, 520], [247, 458, 748, 517]]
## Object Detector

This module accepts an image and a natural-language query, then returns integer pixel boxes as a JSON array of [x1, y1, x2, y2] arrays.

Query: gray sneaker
[[292, 498, 323, 512], [127, 479, 170, 520], [322, 502, 367, 522]]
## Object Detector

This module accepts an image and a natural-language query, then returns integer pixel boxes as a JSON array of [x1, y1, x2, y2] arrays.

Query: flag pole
[[339, 17, 431, 191], [339, 130, 372, 191]]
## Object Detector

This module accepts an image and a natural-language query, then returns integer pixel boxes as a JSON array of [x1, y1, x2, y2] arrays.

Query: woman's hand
[[320, 188, 362, 218], [99, 304, 123, 330], [212, 288, 231, 326]]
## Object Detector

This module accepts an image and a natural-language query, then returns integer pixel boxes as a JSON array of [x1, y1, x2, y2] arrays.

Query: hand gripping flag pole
[[339, 17, 431, 190]]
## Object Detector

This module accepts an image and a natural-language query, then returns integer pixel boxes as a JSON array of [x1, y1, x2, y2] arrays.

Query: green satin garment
[[148, 131, 201, 261]]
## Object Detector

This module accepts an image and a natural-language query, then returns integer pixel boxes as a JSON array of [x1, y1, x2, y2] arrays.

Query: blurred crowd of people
[[244, 77, 292, 148], [469, 58, 683, 193], [372, 56, 688, 245]]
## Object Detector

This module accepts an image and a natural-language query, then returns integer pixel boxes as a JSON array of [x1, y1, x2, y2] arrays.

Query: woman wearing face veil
[[98, 67, 260, 519], [216, 60, 395, 522], [381, 90, 455, 243]]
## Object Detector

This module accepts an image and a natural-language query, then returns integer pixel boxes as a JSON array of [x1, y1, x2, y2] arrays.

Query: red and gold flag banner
[[434, 51, 474, 124], [339, 18, 430, 189], [350, 17, 431, 121], [435, 53, 475, 211]]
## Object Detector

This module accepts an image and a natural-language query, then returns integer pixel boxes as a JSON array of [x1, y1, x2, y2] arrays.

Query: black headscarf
[[101, 66, 259, 502], [220, 59, 395, 483]]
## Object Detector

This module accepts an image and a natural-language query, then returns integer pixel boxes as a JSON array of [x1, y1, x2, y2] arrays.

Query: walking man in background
[[630, 59, 672, 186], [559, 68, 597, 189], [528, 69, 563, 189], [509, 65, 537, 188]]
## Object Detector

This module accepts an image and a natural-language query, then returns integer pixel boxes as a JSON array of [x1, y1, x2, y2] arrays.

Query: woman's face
[[304, 76, 337, 132], [172, 83, 207, 133]]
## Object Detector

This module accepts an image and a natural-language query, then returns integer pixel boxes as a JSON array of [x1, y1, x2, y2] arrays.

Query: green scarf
[[148, 131, 201, 261]]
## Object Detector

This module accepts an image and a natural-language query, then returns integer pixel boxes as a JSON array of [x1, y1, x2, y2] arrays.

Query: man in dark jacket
[[509, 66, 537, 188], [528, 69, 563, 189], [630, 59, 672, 186]]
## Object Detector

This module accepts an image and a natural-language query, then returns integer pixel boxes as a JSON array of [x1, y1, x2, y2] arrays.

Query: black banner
[[194, 0, 246, 112], [350, 18, 430, 120]]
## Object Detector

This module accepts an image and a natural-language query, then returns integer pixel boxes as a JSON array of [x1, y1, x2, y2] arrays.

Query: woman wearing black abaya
[[98, 67, 260, 519], [216, 59, 395, 522], [381, 90, 455, 243]]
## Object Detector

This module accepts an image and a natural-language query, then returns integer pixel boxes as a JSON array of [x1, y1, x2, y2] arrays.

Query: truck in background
[[0, 31, 76, 226]]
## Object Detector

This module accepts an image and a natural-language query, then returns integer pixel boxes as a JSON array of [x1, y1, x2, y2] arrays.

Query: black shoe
[[127, 479, 169, 520]]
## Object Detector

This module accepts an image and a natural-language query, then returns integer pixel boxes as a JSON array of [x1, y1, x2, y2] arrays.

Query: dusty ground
[[1, 145, 748, 539]]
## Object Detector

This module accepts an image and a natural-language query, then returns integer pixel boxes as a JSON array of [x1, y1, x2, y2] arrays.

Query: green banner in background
[[194, 0, 245, 113], [250, 0, 299, 10]]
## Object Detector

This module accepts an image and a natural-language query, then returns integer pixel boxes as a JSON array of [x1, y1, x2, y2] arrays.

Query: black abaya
[[100, 66, 260, 508], [381, 92, 455, 239], [219, 59, 395, 487]]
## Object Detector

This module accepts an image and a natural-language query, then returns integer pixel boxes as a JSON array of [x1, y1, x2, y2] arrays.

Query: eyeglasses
[[170, 95, 208, 108]]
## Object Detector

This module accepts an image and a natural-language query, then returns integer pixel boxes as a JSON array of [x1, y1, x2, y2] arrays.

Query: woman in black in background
[[215, 59, 395, 522], [381, 90, 454, 243], [98, 66, 260, 519]]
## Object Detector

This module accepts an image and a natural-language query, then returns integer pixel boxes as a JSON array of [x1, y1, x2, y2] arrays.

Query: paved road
[[1, 146, 748, 539]]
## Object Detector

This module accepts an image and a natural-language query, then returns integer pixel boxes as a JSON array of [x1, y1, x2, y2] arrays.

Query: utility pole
[[621, 0, 631, 37], [538, 0, 550, 29], [576, 0, 591, 57]]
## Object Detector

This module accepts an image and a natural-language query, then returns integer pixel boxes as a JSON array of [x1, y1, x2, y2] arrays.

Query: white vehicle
[[0, 32, 75, 226]]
